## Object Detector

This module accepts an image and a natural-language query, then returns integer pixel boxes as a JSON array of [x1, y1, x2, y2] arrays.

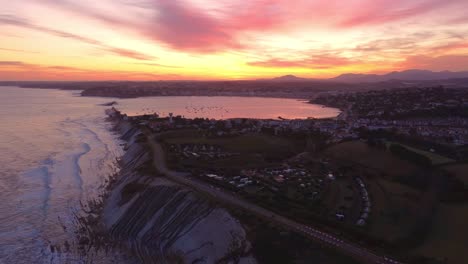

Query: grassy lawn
[[366, 178, 422, 243], [164, 132, 303, 153], [160, 129, 307, 171], [323, 141, 430, 242], [325, 141, 418, 177], [210, 154, 268, 169], [441, 163, 468, 185], [157, 129, 204, 140], [412, 203, 468, 263], [161, 130, 305, 165], [387, 142, 454, 165], [327, 179, 360, 224], [167, 153, 268, 170], [320, 180, 340, 217]]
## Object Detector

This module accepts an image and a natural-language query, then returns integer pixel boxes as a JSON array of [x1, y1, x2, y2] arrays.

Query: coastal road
[[146, 132, 402, 264]]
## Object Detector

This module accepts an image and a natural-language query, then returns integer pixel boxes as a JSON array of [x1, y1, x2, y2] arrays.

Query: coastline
[[92, 110, 399, 264], [0, 86, 130, 263], [3, 80, 353, 100], [85, 117, 257, 263], [82, 91, 322, 100], [81, 111, 359, 264]]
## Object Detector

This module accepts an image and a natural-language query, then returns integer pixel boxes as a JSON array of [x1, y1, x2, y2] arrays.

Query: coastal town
[[313, 87, 468, 147], [106, 85, 468, 264]]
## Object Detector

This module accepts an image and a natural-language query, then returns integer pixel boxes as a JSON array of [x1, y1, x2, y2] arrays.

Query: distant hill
[[270, 75, 311, 82], [268, 70, 468, 83], [330, 69, 468, 83]]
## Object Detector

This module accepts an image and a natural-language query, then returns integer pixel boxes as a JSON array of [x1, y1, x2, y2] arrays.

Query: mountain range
[[271, 70, 468, 83]]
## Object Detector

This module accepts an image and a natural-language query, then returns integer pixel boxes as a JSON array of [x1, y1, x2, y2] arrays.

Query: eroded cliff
[[102, 120, 256, 264]]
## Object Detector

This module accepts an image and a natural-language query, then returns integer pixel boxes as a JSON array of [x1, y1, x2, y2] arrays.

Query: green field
[[325, 141, 418, 177], [324, 141, 434, 244], [164, 132, 303, 153], [321, 178, 360, 224], [387, 142, 454, 165], [441, 163, 468, 185], [413, 203, 468, 263], [160, 130, 306, 168], [366, 178, 423, 242]]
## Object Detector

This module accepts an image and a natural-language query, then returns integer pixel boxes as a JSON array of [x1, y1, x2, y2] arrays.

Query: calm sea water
[[116, 96, 340, 119], [0, 86, 339, 263]]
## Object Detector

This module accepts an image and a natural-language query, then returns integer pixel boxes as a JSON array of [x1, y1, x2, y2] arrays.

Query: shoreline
[[75, 113, 359, 263], [96, 110, 401, 264], [84, 118, 257, 263], [1, 85, 341, 120], [81, 91, 321, 100]]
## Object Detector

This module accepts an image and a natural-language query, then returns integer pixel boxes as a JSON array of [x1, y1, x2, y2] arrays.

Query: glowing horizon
[[1, 0, 468, 81]]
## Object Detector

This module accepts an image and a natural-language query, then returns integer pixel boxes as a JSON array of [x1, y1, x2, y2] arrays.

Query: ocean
[[0, 87, 124, 263], [0, 86, 339, 263]]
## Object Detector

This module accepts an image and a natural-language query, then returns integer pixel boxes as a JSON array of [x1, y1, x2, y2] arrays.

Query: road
[[146, 133, 402, 264]]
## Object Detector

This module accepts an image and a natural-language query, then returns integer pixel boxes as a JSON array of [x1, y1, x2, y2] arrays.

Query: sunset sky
[[1, 0, 468, 80]]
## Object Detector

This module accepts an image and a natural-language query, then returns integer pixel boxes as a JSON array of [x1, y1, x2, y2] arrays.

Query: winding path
[[145, 131, 402, 264]]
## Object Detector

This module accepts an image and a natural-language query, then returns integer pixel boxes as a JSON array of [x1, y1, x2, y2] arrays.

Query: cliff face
[[103, 120, 256, 263]]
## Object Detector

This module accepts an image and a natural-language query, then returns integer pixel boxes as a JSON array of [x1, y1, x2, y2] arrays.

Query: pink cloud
[[145, 1, 242, 52], [142, 0, 343, 52], [338, 0, 456, 27], [399, 54, 468, 71], [431, 41, 468, 53], [448, 15, 468, 24], [34, 0, 468, 54]]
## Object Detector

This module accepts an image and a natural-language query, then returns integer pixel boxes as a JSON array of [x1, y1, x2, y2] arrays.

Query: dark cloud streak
[[0, 48, 39, 54], [0, 60, 184, 80], [38, 0, 135, 27], [0, 14, 155, 60]]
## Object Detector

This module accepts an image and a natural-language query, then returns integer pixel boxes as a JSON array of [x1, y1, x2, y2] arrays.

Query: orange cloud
[[0, 60, 183, 81]]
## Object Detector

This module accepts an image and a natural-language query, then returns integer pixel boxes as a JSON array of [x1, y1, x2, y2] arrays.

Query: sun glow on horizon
[[1, 0, 468, 81]]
